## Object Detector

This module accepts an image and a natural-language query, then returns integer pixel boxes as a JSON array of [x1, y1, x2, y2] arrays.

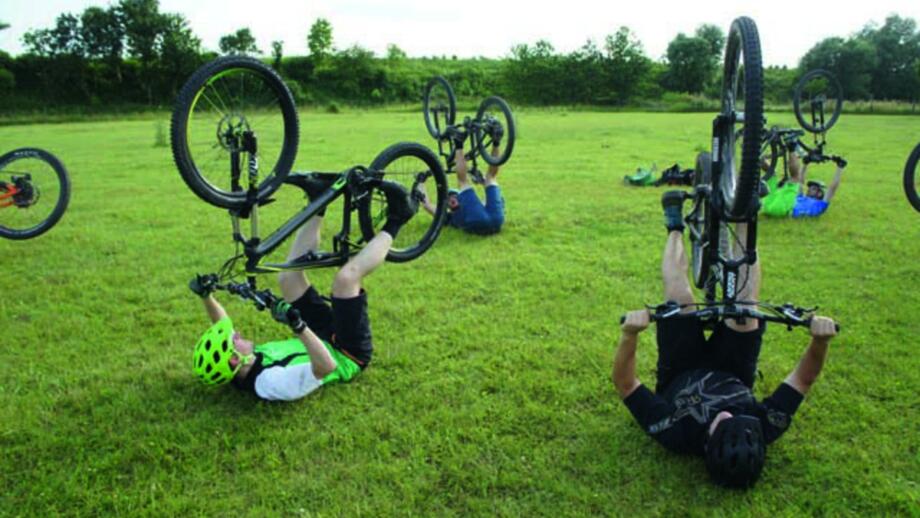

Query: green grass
[[1, 110, 918, 516]]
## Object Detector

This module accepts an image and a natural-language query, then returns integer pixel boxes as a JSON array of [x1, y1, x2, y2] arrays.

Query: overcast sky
[[2, 0, 919, 66]]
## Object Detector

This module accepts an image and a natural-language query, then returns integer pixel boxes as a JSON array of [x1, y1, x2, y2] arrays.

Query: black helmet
[[704, 415, 765, 488], [806, 180, 826, 199]]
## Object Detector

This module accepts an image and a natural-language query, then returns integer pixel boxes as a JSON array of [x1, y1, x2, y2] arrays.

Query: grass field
[[1, 109, 918, 516]]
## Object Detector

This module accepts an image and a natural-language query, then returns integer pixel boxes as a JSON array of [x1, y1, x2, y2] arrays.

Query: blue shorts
[[448, 185, 505, 235]]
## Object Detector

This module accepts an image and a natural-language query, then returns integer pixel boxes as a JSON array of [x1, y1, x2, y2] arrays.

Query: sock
[[382, 219, 402, 238], [664, 208, 684, 233]]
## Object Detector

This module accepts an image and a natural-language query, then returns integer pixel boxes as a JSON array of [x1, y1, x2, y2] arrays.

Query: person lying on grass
[[762, 151, 846, 218], [612, 191, 837, 488], [421, 139, 506, 235], [189, 176, 419, 401]]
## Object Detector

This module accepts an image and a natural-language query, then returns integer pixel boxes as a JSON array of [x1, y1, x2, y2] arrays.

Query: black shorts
[[291, 286, 373, 367], [655, 310, 764, 393]]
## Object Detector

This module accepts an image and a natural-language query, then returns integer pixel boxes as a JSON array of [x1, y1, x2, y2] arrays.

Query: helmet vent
[[213, 350, 221, 363], [205, 339, 212, 351]]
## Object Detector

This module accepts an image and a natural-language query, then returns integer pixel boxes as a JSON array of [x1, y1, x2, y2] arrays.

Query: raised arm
[[189, 274, 228, 323], [784, 316, 837, 395], [272, 301, 337, 378], [824, 163, 845, 202], [201, 295, 229, 323], [613, 310, 649, 399]]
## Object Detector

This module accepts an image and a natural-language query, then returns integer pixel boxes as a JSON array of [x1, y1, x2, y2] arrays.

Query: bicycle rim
[[690, 152, 713, 289], [905, 143, 920, 213], [423, 77, 456, 139], [0, 149, 69, 239], [718, 17, 763, 219], [173, 57, 298, 207], [361, 143, 447, 262], [794, 69, 843, 134], [475, 96, 515, 166]]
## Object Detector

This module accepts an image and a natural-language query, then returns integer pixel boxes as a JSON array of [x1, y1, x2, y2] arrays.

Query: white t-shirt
[[254, 362, 324, 401]]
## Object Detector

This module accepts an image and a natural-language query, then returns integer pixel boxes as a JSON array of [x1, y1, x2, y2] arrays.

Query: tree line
[[0, 1, 917, 112]]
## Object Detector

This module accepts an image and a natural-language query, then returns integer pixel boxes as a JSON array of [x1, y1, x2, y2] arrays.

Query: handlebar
[[215, 279, 280, 311], [619, 302, 839, 332]]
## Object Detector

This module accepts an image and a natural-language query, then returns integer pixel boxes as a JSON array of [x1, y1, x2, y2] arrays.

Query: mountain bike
[[0, 147, 71, 240], [622, 17, 835, 332], [738, 69, 845, 185], [170, 56, 448, 289], [756, 126, 847, 185], [905, 142, 920, 212], [422, 76, 515, 184]]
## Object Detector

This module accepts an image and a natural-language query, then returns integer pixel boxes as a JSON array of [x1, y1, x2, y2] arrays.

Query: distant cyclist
[[421, 129, 505, 235], [762, 151, 846, 218]]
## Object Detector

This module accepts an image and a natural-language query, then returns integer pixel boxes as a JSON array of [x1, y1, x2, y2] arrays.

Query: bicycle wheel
[[716, 16, 764, 219], [794, 69, 843, 134], [423, 76, 456, 140], [905, 142, 920, 213], [689, 152, 715, 289], [735, 127, 778, 182], [474, 96, 516, 166], [171, 56, 299, 209], [0, 148, 71, 240], [359, 142, 448, 262]]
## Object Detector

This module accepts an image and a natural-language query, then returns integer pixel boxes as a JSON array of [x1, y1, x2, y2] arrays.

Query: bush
[[285, 80, 313, 104], [0, 68, 15, 92]]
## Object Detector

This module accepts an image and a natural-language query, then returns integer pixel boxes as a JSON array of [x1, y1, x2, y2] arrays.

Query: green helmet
[[192, 317, 251, 385]]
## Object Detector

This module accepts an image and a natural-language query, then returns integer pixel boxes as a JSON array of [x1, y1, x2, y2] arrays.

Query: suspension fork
[[243, 131, 260, 246], [720, 218, 758, 303]]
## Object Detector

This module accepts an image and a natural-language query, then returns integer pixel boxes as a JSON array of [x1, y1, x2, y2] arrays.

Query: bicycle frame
[[0, 181, 19, 208], [224, 132, 377, 276], [0, 176, 33, 209]]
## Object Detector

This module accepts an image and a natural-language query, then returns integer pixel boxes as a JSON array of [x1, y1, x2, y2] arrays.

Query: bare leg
[[726, 222, 760, 332], [278, 216, 323, 302], [662, 230, 695, 310], [455, 149, 473, 191], [332, 231, 393, 299], [485, 144, 501, 186]]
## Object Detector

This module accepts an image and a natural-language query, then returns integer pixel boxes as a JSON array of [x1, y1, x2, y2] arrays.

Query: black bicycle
[[755, 126, 847, 185], [0, 147, 71, 240], [423, 76, 516, 183], [738, 69, 845, 183], [622, 17, 833, 331], [905, 142, 920, 212], [170, 56, 448, 284]]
